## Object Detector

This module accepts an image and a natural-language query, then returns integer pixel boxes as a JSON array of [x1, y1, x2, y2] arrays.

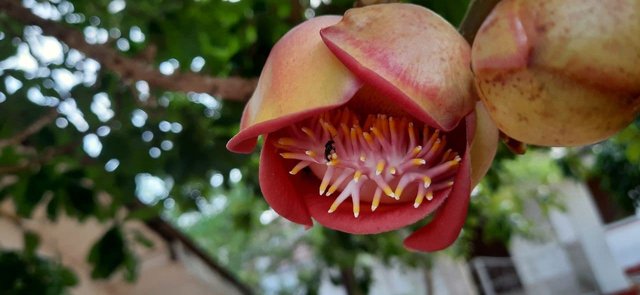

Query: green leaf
[[87, 226, 128, 280], [125, 206, 159, 221], [131, 229, 154, 249], [23, 231, 40, 258]]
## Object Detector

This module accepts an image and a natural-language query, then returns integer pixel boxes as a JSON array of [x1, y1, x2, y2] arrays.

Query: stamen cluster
[[275, 108, 459, 218]]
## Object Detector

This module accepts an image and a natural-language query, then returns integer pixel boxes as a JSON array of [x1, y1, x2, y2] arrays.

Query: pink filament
[[275, 108, 459, 218]]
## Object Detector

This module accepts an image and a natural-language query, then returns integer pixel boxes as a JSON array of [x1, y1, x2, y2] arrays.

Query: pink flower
[[228, 4, 497, 251]]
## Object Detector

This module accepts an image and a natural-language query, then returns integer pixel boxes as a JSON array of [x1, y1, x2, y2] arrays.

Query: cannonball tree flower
[[472, 0, 640, 147], [227, 4, 498, 252]]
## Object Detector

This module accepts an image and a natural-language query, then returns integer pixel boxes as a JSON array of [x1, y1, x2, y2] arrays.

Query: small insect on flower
[[324, 140, 336, 162]]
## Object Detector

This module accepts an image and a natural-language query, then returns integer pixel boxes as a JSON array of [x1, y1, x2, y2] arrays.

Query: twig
[[354, 0, 401, 7], [458, 0, 502, 44], [0, 109, 58, 149], [0, 141, 79, 175], [0, 0, 257, 101]]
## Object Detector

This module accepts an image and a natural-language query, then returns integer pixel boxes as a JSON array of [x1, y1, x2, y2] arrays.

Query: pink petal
[[259, 134, 314, 227], [228, 16, 363, 153], [320, 4, 474, 131], [309, 114, 473, 235], [306, 188, 449, 234], [403, 148, 472, 252]]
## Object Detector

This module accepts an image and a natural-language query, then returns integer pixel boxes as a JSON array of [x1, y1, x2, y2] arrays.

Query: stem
[[458, 0, 502, 44], [340, 266, 364, 295]]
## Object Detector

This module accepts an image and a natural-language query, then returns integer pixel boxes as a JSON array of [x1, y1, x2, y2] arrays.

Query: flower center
[[275, 108, 459, 218]]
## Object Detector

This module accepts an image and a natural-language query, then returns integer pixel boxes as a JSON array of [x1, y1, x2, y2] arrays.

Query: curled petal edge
[[227, 15, 363, 153]]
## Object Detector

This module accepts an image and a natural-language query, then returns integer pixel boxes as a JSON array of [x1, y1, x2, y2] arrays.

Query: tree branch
[[0, 108, 58, 149], [354, 0, 401, 7], [0, 141, 79, 175], [0, 0, 257, 101], [458, 0, 502, 44]]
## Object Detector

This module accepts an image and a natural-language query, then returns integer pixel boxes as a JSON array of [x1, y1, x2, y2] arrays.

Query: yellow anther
[[383, 186, 396, 199], [408, 123, 416, 144], [376, 160, 385, 175], [359, 154, 366, 162], [388, 167, 397, 175], [340, 124, 350, 139], [394, 186, 404, 199], [423, 176, 432, 188], [320, 120, 338, 137], [411, 146, 423, 157], [327, 159, 340, 166], [280, 153, 297, 159], [389, 117, 396, 134], [353, 202, 360, 218], [319, 178, 330, 195], [353, 170, 363, 183], [448, 157, 461, 167], [371, 189, 382, 212], [426, 191, 434, 201], [327, 185, 339, 196], [411, 159, 426, 166], [277, 138, 297, 146], [414, 190, 425, 208], [289, 162, 307, 175], [430, 139, 441, 153], [441, 149, 451, 163], [305, 150, 316, 157], [301, 127, 315, 139], [328, 200, 340, 213], [371, 127, 383, 140], [362, 132, 376, 149]]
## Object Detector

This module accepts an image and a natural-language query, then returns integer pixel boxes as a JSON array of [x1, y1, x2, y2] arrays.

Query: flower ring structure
[[227, 4, 498, 252]]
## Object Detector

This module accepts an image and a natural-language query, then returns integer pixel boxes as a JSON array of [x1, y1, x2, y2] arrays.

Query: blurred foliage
[[0, 231, 78, 295], [0, 0, 637, 294], [462, 148, 565, 252], [559, 118, 640, 215]]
